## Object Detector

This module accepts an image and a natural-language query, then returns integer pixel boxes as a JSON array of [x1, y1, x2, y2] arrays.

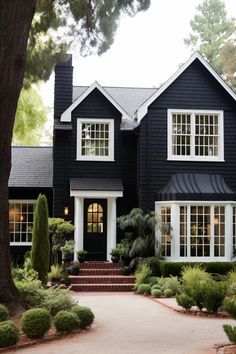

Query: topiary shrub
[[151, 284, 162, 291], [151, 289, 162, 298], [203, 281, 226, 313], [0, 321, 19, 347], [21, 308, 51, 339], [54, 311, 80, 333], [176, 294, 194, 311], [71, 306, 95, 328], [223, 296, 236, 319], [137, 284, 151, 295], [223, 325, 236, 344], [163, 289, 174, 298], [0, 304, 9, 322]]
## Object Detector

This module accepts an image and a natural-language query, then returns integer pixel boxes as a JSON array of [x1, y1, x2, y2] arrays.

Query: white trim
[[61, 81, 130, 122], [74, 197, 84, 260], [107, 198, 117, 260], [167, 109, 224, 162], [136, 52, 236, 122], [10, 242, 32, 246], [9, 199, 36, 203], [70, 190, 123, 198], [76, 118, 114, 161]]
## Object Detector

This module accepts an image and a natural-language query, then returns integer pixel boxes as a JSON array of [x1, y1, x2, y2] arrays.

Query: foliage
[[161, 276, 182, 295], [39, 287, 76, 316], [48, 265, 62, 281], [54, 311, 80, 333], [12, 257, 38, 282], [144, 257, 161, 276], [32, 194, 50, 286], [226, 271, 236, 296], [184, 0, 236, 89], [71, 305, 95, 328], [0, 305, 9, 322], [223, 297, 236, 320], [77, 249, 88, 257], [163, 289, 174, 298], [223, 325, 236, 344], [0, 321, 20, 347], [202, 281, 227, 313], [151, 289, 162, 298], [15, 280, 44, 306], [176, 294, 194, 311], [110, 245, 122, 257], [21, 308, 51, 339], [135, 264, 152, 289], [60, 240, 74, 256], [181, 265, 212, 285], [137, 284, 151, 295], [147, 276, 159, 286], [151, 284, 162, 291], [184, 281, 207, 311]]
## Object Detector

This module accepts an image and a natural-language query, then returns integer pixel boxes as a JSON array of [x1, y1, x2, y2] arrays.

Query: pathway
[[15, 293, 235, 354]]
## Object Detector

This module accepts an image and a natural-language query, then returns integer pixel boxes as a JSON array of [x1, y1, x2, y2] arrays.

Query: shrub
[[71, 305, 95, 328], [223, 325, 236, 344], [135, 264, 151, 289], [151, 284, 162, 291], [32, 194, 50, 286], [182, 265, 211, 285], [21, 308, 51, 339], [144, 257, 161, 276], [203, 281, 226, 313], [137, 284, 151, 295], [54, 311, 80, 333], [176, 294, 194, 311], [15, 280, 44, 306], [0, 321, 19, 347], [0, 304, 9, 322], [163, 276, 182, 295], [12, 257, 38, 282], [39, 287, 75, 316], [163, 289, 174, 298], [48, 265, 62, 281], [147, 276, 158, 286], [223, 297, 236, 319], [184, 281, 206, 311], [151, 289, 162, 298]]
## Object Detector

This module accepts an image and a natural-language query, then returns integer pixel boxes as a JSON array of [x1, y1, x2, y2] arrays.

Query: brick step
[[70, 283, 134, 292], [79, 268, 121, 275], [79, 262, 120, 269], [70, 275, 135, 284]]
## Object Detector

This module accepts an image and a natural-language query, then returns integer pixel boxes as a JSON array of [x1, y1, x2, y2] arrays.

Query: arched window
[[87, 203, 103, 233]]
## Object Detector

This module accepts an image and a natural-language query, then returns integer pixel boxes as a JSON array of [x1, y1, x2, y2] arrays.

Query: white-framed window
[[168, 109, 224, 161], [77, 118, 114, 161], [160, 206, 172, 257], [9, 200, 36, 245]]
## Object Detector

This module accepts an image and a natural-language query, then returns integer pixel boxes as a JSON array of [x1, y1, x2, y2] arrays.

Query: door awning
[[70, 178, 123, 198], [156, 174, 236, 201]]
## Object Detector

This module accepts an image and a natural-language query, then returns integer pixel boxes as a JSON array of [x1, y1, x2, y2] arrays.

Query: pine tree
[[32, 194, 50, 286]]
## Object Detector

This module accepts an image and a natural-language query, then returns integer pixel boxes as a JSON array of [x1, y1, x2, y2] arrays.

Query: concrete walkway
[[15, 293, 235, 354]]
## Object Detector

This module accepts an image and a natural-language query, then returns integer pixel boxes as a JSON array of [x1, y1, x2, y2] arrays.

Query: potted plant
[[110, 243, 123, 263], [68, 261, 80, 275], [48, 265, 62, 286], [60, 268, 71, 286], [60, 240, 74, 263], [77, 250, 88, 263]]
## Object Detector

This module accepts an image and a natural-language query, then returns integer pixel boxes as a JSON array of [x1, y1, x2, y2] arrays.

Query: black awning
[[156, 174, 236, 201], [70, 178, 123, 191]]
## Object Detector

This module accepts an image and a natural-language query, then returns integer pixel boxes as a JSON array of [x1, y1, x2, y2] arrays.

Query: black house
[[9, 52, 236, 262]]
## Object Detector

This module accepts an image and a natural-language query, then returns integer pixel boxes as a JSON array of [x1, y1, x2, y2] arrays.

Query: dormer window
[[77, 118, 114, 161], [167, 109, 224, 161]]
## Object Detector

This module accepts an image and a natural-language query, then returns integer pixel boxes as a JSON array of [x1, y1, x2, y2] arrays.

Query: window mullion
[[191, 113, 195, 159]]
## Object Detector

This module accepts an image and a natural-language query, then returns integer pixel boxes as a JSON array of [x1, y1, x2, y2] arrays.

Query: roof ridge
[[73, 85, 156, 90]]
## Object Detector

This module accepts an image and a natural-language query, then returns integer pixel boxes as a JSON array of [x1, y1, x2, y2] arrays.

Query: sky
[[40, 0, 236, 133]]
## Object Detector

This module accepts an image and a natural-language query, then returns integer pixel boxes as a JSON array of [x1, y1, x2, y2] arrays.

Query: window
[[190, 206, 211, 257], [180, 206, 187, 257], [77, 118, 114, 161], [9, 200, 36, 245], [168, 110, 224, 161], [87, 203, 103, 233], [160, 206, 171, 257]]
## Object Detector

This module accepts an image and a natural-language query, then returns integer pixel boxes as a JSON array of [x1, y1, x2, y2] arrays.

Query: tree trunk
[[0, 0, 37, 313]]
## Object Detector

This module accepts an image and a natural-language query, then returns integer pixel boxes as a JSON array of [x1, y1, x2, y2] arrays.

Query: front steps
[[70, 261, 135, 292]]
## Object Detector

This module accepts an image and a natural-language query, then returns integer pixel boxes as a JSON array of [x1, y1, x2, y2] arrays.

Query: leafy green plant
[[15, 280, 44, 306], [223, 297, 236, 320], [184, 281, 207, 311], [147, 276, 158, 286], [163, 289, 174, 298], [135, 264, 151, 290], [48, 265, 62, 281], [21, 308, 51, 339], [0, 321, 19, 347], [77, 250, 88, 257], [0, 305, 9, 322], [223, 325, 236, 344], [12, 257, 38, 282], [137, 284, 151, 295], [203, 281, 226, 313], [144, 257, 161, 276], [60, 240, 74, 256], [162, 276, 182, 295], [151, 284, 162, 291], [151, 289, 162, 298], [54, 311, 80, 333], [32, 194, 50, 286], [71, 306, 95, 328], [176, 294, 194, 311], [182, 265, 211, 285], [39, 288, 76, 316]]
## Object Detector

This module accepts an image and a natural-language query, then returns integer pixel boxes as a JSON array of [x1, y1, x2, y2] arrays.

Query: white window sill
[[76, 157, 115, 162], [167, 157, 225, 162]]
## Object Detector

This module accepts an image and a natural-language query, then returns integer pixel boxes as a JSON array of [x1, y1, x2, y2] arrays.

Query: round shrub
[[0, 304, 9, 322], [176, 294, 194, 311], [152, 284, 162, 291], [203, 281, 226, 313], [21, 308, 51, 339], [54, 311, 80, 333], [163, 289, 174, 298], [0, 321, 19, 347], [137, 284, 151, 295], [151, 289, 162, 298], [71, 306, 95, 328]]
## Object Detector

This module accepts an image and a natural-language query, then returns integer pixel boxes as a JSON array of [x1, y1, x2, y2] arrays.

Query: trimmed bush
[[151, 289, 162, 298], [151, 284, 162, 291], [21, 308, 51, 339], [71, 306, 95, 328], [54, 311, 80, 333], [144, 257, 161, 276], [184, 282, 206, 311], [203, 281, 226, 313], [176, 294, 194, 311], [223, 297, 236, 319], [0, 321, 19, 347], [223, 325, 236, 344], [32, 194, 50, 286], [0, 304, 9, 322], [163, 289, 174, 298], [137, 284, 151, 295]]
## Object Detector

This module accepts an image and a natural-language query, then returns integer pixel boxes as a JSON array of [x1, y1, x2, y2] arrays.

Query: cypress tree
[[32, 194, 50, 286]]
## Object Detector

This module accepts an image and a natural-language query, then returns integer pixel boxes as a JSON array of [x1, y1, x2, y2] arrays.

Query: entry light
[[64, 207, 69, 216]]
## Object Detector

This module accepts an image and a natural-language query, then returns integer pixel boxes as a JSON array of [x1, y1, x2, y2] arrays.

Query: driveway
[[15, 293, 234, 354]]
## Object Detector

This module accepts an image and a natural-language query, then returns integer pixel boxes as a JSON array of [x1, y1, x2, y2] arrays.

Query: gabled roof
[[135, 52, 236, 122], [61, 81, 131, 122], [9, 147, 53, 188]]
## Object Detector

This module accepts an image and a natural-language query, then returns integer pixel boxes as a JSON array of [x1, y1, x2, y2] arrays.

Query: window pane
[[160, 206, 171, 257], [9, 201, 35, 244], [81, 122, 110, 157], [87, 203, 103, 234]]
